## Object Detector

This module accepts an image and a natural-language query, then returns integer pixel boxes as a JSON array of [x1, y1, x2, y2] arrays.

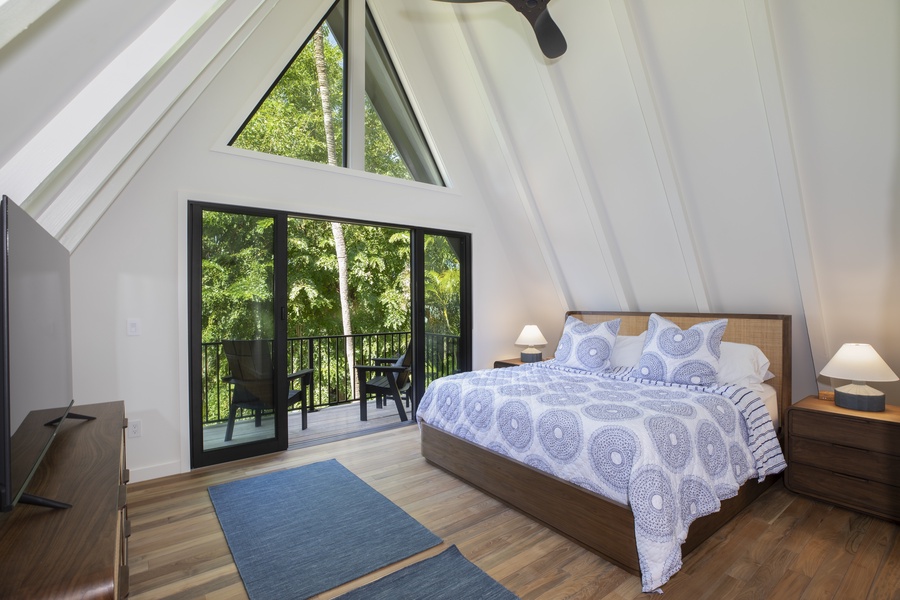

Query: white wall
[[69, 0, 534, 481], [771, 0, 900, 401], [423, 0, 899, 403], [3, 0, 898, 481], [429, 0, 820, 400]]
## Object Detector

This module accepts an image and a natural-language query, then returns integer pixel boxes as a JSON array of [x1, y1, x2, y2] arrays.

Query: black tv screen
[[0, 195, 74, 512]]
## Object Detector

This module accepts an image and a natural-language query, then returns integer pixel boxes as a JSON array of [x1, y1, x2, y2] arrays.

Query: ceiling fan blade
[[435, 0, 567, 59], [532, 9, 567, 58]]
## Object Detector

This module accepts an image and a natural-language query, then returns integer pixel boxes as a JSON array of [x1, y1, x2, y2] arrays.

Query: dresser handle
[[827, 441, 875, 454], [831, 471, 869, 484]]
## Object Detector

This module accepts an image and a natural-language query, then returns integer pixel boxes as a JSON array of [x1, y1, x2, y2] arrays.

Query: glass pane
[[423, 234, 461, 386], [231, 1, 346, 166], [200, 210, 277, 451], [364, 6, 443, 185], [286, 217, 411, 416], [364, 94, 412, 181]]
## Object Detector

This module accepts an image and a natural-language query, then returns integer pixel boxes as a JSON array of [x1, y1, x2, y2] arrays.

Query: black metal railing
[[200, 332, 459, 426]]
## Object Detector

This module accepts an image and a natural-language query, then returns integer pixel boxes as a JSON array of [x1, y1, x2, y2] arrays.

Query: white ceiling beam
[[0, 0, 229, 231], [533, 25, 633, 311], [48, 0, 275, 251], [0, 0, 62, 50], [609, 0, 711, 313], [452, 6, 573, 311], [743, 0, 829, 371]]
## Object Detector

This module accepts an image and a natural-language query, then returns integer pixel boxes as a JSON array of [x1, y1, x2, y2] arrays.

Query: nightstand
[[494, 358, 527, 368], [785, 396, 900, 522], [493, 357, 552, 368]]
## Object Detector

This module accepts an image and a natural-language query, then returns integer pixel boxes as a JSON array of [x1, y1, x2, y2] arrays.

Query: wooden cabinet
[[785, 396, 900, 522], [494, 357, 525, 368], [493, 357, 552, 368], [0, 401, 129, 598]]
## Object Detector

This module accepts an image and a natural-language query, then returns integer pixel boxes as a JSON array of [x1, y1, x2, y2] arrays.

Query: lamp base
[[834, 389, 885, 412], [520, 350, 542, 363]]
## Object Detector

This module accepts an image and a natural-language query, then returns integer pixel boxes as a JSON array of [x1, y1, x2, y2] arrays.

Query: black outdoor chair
[[222, 339, 313, 442], [355, 343, 411, 422]]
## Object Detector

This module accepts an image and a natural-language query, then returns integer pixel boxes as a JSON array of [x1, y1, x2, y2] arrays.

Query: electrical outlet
[[127, 419, 142, 438]]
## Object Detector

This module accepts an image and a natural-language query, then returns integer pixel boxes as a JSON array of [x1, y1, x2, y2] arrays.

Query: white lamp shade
[[515, 325, 547, 347], [820, 343, 898, 382]]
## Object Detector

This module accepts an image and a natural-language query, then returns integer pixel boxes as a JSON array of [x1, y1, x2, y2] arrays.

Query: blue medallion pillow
[[630, 313, 728, 386], [553, 316, 621, 372]]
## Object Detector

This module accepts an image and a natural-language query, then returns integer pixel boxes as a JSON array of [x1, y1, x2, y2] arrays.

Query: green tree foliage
[[199, 13, 461, 418], [423, 235, 460, 336], [364, 96, 412, 181], [227, 18, 419, 341], [232, 24, 344, 164], [231, 23, 411, 181], [286, 219, 411, 338], [201, 212, 275, 343]]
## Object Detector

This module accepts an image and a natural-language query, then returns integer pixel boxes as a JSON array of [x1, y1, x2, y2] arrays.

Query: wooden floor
[[128, 426, 900, 600]]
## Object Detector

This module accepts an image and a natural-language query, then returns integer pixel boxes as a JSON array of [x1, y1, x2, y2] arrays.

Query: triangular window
[[231, 1, 443, 186]]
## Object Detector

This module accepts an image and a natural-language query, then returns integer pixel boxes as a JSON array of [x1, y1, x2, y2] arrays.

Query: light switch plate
[[126, 318, 142, 336]]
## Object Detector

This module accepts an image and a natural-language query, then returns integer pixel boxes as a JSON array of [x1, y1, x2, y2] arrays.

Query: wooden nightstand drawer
[[789, 410, 900, 456], [787, 463, 900, 522], [790, 437, 900, 487]]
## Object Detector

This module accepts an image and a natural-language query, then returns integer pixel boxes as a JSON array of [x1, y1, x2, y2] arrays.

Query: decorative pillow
[[717, 341, 771, 391], [630, 314, 728, 386], [609, 332, 646, 368], [553, 316, 621, 372]]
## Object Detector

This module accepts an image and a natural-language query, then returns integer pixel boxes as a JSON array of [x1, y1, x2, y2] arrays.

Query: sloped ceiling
[[1, 0, 898, 403]]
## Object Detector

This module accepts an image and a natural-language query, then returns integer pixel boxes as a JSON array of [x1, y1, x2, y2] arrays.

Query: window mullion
[[345, 0, 366, 170]]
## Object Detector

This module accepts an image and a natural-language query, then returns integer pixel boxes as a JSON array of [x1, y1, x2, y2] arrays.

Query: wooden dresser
[[785, 396, 900, 522], [0, 401, 129, 598]]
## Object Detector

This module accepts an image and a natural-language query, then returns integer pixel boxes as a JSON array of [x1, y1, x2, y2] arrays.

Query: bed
[[418, 311, 791, 592]]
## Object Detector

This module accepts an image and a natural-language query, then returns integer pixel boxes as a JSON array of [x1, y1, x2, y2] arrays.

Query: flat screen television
[[0, 195, 80, 512]]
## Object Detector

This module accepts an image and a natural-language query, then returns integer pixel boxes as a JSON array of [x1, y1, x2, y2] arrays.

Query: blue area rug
[[208, 459, 441, 600], [336, 545, 519, 600]]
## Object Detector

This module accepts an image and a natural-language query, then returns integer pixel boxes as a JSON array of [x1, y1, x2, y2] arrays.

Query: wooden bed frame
[[420, 311, 792, 575]]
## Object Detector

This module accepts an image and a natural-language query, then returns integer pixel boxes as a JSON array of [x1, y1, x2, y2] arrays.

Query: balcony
[[200, 331, 459, 447]]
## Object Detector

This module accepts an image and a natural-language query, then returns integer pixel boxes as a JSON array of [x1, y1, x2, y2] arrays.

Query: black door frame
[[410, 229, 472, 414], [188, 201, 472, 468], [188, 202, 289, 468]]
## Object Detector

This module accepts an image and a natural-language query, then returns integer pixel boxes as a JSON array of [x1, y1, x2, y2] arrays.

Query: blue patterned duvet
[[416, 361, 786, 592]]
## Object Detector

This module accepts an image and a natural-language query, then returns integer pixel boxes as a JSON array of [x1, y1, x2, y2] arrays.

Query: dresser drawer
[[790, 437, 900, 487], [786, 463, 900, 522], [789, 410, 900, 456]]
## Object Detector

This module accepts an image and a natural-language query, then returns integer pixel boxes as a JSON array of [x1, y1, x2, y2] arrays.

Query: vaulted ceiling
[[1, 0, 898, 404]]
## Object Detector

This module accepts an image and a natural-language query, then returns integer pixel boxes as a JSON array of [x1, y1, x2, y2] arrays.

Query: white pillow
[[553, 316, 621, 372], [609, 332, 646, 368], [630, 313, 728, 386], [717, 341, 772, 391]]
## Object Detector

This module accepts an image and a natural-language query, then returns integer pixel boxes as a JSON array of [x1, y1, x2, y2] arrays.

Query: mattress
[[759, 383, 779, 429]]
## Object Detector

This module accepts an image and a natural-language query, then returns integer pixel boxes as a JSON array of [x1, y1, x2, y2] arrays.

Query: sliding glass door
[[189, 202, 470, 468], [189, 204, 289, 467], [412, 231, 471, 412]]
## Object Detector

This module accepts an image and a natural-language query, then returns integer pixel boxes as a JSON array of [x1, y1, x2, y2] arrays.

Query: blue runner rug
[[336, 545, 519, 600], [208, 459, 441, 600]]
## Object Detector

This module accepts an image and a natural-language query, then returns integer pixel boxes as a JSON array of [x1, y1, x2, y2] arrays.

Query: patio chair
[[355, 343, 412, 422], [222, 339, 313, 441]]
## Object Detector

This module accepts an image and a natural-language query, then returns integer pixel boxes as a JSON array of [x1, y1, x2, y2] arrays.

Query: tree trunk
[[314, 30, 357, 399]]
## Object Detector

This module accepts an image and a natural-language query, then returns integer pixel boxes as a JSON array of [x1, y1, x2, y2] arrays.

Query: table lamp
[[819, 343, 898, 412], [516, 325, 547, 363]]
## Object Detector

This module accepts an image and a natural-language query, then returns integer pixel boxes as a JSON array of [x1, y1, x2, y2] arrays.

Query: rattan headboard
[[566, 311, 792, 431]]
